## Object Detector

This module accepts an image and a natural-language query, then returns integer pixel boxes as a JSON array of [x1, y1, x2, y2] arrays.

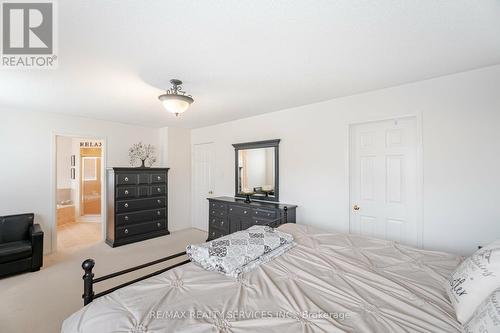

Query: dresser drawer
[[203, 197, 297, 245], [207, 227, 227, 241], [151, 185, 166, 196], [240, 217, 254, 231], [228, 205, 251, 217], [138, 174, 150, 184], [209, 216, 229, 232], [116, 197, 166, 213], [116, 174, 138, 185], [209, 208, 227, 218], [210, 201, 227, 210], [117, 220, 166, 239], [151, 173, 167, 184], [252, 208, 277, 220], [252, 217, 275, 226], [116, 186, 137, 199], [138, 186, 150, 197], [116, 208, 166, 225]]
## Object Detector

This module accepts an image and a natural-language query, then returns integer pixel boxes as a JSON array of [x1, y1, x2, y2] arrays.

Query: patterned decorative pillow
[[463, 288, 500, 333], [445, 240, 500, 323], [186, 225, 295, 278]]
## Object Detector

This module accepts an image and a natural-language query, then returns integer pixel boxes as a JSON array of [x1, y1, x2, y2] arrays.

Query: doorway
[[55, 136, 104, 252], [80, 151, 102, 218], [192, 143, 215, 231], [349, 116, 422, 247]]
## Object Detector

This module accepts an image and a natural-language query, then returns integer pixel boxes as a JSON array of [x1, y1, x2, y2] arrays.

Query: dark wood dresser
[[207, 196, 297, 241], [106, 167, 169, 247]]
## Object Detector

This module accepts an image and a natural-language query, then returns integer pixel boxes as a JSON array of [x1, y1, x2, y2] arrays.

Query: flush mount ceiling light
[[158, 79, 194, 116]]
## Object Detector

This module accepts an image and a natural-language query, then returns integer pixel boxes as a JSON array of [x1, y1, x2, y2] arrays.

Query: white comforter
[[62, 224, 463, 333]]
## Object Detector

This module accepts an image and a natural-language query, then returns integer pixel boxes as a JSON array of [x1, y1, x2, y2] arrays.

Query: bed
[[62, 223, 463, 332]]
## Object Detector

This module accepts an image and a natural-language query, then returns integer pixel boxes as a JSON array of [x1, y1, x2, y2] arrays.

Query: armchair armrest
[[30, 224, 44, 270], [31, 223, 43, 237]]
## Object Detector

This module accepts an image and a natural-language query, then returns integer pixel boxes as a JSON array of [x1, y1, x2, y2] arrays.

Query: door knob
[[353, 204, 360, 211]]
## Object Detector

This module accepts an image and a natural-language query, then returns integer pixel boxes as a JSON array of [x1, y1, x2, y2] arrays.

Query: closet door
[[350, 117, 420, 247], [192, 143, 215, 231]]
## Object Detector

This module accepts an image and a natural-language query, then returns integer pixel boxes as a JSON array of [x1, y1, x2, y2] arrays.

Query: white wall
[[0, 111, 166, 253], [192, 65, 500, 255], [166, 127, 192, 232]]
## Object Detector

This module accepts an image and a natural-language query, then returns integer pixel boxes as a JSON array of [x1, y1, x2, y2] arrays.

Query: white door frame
[[50, 132, 107, 254], [191, 142, 215, 231], [347, 114, 424, 248]]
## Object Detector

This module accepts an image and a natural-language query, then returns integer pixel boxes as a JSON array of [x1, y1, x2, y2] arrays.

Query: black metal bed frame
[[81, 208, 288, 306], [81, 251, 189, 305]]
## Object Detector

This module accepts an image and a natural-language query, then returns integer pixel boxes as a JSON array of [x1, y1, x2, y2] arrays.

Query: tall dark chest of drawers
[[106, 167, 169, 247], [207, 196, 297, 241]]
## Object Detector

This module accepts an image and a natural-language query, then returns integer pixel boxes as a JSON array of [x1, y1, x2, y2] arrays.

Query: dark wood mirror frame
[[233, 139, 280, 202]]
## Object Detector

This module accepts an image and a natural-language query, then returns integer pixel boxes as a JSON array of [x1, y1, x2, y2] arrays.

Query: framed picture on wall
[[71, 155, 76, 166], [71, 168, 76, 180]]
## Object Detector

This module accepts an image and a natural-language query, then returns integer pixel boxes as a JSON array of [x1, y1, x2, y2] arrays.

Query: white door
[[350, 117, 420, 246], [192, 143, 215, 231]]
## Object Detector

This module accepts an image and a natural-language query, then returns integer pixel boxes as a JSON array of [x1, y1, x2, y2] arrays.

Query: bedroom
[[0, 1, 499, 332]]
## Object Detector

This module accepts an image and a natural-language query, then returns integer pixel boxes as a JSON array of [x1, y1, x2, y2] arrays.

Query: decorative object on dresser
[[240, 190, 255, 203], [233, 139, 280, 202], [128, 142, 157, 168], [206, 196, 297, 241], [106, 167, 169, 247]]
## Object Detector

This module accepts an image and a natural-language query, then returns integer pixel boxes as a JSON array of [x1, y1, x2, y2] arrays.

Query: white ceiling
[[1, 0, 500, 128]]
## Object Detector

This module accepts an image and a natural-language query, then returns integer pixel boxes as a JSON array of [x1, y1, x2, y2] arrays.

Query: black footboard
[[82, 251, 189, 305], [81, 213, 289, 306]]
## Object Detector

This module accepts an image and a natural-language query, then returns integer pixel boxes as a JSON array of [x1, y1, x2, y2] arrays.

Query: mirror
[[233, 139, 280, 202]]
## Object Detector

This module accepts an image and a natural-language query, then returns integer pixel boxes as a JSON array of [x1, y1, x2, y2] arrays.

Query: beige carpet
[[57, 222, 102, 253], [0, 228, 207, 333]]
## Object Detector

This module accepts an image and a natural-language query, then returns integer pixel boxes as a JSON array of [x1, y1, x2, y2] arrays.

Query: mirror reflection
[[237, 147, 276, 197]]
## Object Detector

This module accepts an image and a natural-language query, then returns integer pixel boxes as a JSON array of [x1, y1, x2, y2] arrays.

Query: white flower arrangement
[[128, 142, 157, 167]]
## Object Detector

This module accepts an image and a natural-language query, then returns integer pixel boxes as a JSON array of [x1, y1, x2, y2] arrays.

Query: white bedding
[[62, 224, 463, 333]]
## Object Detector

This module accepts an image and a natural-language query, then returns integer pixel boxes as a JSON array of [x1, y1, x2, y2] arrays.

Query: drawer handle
[[157, 187, 161, 192], [157, 210, 161, 216], [267, 214, 271, 217], [157, 222, 161, 227], [157, 176, 161, 180], [125, 216, 129, 221], [212, 219, 215, 222], [124, 177, 129, 182], [255, 211, 258, 214], [212, 231, 215, 237], [221, 221, 224, 226], [212, 211, 215, 214], [124, 229, 129, 234], [124, 190, 129, 195], [157, 200, 161, 204], [124, 203, 129, 208], [244, 210, 248, 214], [230, 208, 233, 211]]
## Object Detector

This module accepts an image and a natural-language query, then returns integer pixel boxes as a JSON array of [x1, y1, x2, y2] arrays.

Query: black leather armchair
[[0, 213, 44, 278]]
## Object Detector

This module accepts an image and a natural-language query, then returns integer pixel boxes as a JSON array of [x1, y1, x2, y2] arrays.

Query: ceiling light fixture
[[158, 79, 194, 116]]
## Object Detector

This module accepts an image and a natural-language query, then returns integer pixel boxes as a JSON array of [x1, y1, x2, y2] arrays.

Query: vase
[[140, 159, 146, 168]]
